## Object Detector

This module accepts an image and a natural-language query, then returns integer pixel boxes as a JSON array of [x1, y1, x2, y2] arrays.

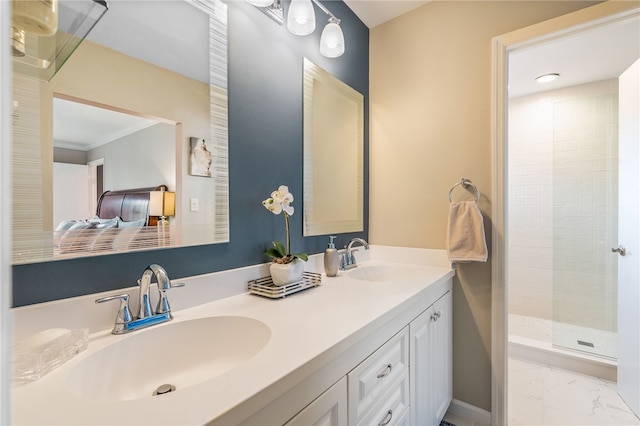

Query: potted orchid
[[262, 185, 308, 286]]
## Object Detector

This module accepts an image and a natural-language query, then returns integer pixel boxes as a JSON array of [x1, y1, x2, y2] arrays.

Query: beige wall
[[370, 0, 600, 411]]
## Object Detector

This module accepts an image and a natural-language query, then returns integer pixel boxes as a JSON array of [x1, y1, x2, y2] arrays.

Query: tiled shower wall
[[508, 79, 618, 335]]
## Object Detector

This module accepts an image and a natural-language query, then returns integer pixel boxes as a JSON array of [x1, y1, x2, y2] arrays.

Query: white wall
[[508, 79, 619, 333], [87, 122, 175, 192]]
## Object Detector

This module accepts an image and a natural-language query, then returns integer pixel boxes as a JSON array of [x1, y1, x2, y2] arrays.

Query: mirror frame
[[302, 58, 364, 236], [11, 0, 229, 265]]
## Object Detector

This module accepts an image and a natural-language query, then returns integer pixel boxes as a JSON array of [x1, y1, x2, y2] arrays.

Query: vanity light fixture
[[319, 16, 344, 58], [248, 0, 345, 58], [247, 0, 276, 7], [287, 0, 315, 35], [535, 73, 560, 83]]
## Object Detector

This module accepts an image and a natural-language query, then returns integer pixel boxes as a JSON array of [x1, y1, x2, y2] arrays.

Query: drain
[[153, 384, 176, 396], [577, 340, 595, 348]]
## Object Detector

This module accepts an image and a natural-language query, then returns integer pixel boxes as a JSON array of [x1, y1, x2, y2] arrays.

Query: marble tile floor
[[509, 356, 640, 425]]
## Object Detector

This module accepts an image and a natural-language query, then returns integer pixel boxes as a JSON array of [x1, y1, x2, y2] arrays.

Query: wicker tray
[[248, 271, 322, 299]]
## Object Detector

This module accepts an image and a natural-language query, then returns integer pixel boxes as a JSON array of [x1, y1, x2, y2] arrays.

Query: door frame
[[490, 3, 640, 425], [87, 158, 104, 216]]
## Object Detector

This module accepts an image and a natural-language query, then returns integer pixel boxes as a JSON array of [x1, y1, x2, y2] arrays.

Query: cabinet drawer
[[348, 327, 409, 422], [358, 372, 410, 426], [285, 377, 347, 426]]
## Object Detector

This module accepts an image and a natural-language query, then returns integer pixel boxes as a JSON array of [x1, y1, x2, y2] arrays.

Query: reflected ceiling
[[53, 99, 157, 150], [86, 0, 210, 83]]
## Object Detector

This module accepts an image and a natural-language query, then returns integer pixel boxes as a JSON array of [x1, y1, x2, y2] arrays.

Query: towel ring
[[448, 178, 480, 202]]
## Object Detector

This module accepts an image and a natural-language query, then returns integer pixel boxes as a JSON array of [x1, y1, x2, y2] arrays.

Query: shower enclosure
[[507, 79, 619, 360]]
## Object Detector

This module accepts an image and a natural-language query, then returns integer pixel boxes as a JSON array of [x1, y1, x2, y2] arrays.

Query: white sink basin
[[66, 316, 271, 402], [347, 264, 426, 282]]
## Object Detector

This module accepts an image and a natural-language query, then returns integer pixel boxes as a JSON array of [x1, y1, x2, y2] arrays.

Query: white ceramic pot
[[270, 258, 305, 286]]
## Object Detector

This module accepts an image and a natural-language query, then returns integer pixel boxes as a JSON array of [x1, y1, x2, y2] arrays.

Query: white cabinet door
[[410, 291, 452, 425], [432, 291, 453, 422], [285, 377, 347, 426]]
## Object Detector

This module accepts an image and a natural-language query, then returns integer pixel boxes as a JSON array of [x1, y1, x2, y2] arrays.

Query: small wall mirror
[[303, 58, 364, 236], [11, 0, 229, 264]]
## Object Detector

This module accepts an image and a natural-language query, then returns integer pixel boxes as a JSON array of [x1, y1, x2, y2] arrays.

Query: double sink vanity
[[11, 246, 454, 425]]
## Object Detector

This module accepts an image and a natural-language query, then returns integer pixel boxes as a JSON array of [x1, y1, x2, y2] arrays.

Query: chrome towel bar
[[448, 178, 480, 202]]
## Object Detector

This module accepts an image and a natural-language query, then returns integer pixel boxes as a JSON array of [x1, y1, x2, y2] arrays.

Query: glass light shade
[[320, 21, 344, 58], [287, 0, 315, 36], [150, 191, 176, 218], [12, 0, 108, 81], [247, 0, 274, 7], [11, 0, 59, 37]]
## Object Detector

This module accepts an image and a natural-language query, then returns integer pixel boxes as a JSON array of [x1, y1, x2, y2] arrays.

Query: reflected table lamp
[[150, 189, 176, 225]]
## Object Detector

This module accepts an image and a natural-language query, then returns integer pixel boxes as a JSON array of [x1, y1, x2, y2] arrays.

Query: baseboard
[[509, 337, 616, 382], [446, 399, 491, 426]]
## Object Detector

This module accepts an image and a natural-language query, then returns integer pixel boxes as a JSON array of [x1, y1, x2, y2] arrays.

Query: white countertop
[[11, 246, 454, 425]]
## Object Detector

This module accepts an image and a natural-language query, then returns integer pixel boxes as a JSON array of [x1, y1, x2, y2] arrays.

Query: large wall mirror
[[303, 58, 364, 236], [11, 0, 229, 264]]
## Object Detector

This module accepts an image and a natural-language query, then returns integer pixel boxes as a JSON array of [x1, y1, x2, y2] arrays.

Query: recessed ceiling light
[[535, 73, 560, 83]]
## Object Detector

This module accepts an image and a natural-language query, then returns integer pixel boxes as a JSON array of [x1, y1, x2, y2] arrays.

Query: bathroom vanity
[[11, 246, 454, 425]]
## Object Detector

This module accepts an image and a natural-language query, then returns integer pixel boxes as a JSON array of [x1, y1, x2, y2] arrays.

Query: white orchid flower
[[262, 197, 283, 215], [262, 185, 307, 263], [263, 185, 294, 216]]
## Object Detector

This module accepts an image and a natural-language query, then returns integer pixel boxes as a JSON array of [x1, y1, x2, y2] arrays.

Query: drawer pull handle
[[431, 310, 441, 321], [377, 363, 393, 378], [379, 409, 393, 426]]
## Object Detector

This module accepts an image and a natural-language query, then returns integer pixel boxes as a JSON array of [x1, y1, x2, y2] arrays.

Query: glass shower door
[[551, 85, 619, 359]]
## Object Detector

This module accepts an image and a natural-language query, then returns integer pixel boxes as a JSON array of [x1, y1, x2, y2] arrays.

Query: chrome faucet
[[138, 264, 181, 319], [96, 264, 185, 334], [340, 238, 370, 270]]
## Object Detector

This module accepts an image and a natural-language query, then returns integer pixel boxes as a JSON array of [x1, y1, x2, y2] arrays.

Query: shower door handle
[[612, 246, 626, 256]]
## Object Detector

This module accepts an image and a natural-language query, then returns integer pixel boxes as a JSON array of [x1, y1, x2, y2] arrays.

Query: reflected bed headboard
[[96, 185, 168, 225]]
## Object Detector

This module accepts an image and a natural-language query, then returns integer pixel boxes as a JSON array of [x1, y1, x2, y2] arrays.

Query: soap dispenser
[[324, 236, 339, 277]]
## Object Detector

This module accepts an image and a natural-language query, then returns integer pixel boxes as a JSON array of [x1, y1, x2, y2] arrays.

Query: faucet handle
[[136, 279, 154, 319], [348, 247, 360, 263], [95, 294, 133, 334], [156, 282, 185, 317], [338, 248, 349, 271]]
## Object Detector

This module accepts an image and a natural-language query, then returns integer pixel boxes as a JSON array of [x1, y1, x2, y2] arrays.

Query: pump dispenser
[[324, 236, 339, 277]]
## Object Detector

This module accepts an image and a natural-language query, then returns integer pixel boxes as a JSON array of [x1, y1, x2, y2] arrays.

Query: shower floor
[[509, 314, 617, 359]]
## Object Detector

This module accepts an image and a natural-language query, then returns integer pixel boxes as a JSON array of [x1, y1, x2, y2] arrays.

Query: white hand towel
[[446, 200, 488, 263]]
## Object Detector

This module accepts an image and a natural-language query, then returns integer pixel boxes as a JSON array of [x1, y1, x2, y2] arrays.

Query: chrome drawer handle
[[431, 310, 441, 321], [377, 363, 392, 378], [379, 409, 393, 426]]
